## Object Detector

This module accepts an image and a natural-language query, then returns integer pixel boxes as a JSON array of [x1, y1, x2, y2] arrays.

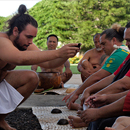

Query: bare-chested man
[[0, 4, 80, 130], [31, 34, 72, 88], [77, 33, 108, 82]]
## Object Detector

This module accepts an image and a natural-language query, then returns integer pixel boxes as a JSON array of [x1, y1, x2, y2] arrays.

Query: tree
[[72, 0, 130, 51], [29, 0, 78, 49], [29, 0, 130, 52]]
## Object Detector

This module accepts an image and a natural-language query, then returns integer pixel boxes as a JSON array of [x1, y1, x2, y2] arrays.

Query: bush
[[69, 55, 83, 64]]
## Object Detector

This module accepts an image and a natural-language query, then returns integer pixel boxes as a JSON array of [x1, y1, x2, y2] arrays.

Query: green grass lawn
[[15, 64, 80, 74]]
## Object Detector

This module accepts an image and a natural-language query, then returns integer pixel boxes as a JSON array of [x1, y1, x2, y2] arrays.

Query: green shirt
[[102, 48, 129, 74]]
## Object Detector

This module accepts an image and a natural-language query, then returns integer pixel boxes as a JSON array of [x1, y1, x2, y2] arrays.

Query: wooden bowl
[[37, 72, 61, 90]]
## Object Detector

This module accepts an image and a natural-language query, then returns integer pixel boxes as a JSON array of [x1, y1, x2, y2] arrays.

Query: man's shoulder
[[0, 36, 8, 41], [115, 48, 129, 54], [106, 50, 128, 64], [0, 36, 12, 47], [84, 48, 96, 55], [111, 48, 129, 57]]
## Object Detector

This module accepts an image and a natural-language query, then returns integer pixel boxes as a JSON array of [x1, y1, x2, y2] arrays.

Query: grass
[[69, 64, 80, 74], [15, 64, 80, 74]]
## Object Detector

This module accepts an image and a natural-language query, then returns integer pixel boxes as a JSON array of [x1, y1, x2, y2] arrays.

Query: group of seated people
[[33, 32, 108, 90], [32, 22, 130, 130], [61, 22, 130, 130]]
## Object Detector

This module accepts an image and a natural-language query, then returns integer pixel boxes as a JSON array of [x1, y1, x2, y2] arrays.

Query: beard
[[96, 47, 102, 51], [48, 45, 56, 50], [14, 35, 27, 51]]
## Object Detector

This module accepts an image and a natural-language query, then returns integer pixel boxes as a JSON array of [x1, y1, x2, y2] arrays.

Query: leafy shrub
[[69, 55, 83, 64]]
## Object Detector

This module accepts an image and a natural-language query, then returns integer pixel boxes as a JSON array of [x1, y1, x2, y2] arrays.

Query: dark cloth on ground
[[87, 117, 117, 130], [1, 108, 42, 130], [97, 117, 117, 130], [87, 118, 102, 130]]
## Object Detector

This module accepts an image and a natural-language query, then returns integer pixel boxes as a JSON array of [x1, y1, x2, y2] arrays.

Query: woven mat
[[34, 84, 79, 95], [32, 106, 87, 130]]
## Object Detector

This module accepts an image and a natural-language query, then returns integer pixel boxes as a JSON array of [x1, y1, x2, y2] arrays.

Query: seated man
[[31, 34, 72, 88], [77, 33, 108, 82], [63, 23, 129, 110]]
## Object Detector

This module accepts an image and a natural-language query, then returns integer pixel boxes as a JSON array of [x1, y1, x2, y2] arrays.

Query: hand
[[77, 108, 99, 123], [80, 89, 90, 106], [58, 43, 80, 59], [62, 91, 74, 103], [66, 91, 79, 109], [64, 68, 72, 78], [80, 68, 91, 78], [62, 90, 79, 109], [84, 94, 108, 108]]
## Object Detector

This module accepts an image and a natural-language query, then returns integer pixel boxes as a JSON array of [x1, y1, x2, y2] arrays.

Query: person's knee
[[27, 71, 39, 86], [115, 116, 127, 123], [115, 116, 130, 125], [62, 72, 72, 83]]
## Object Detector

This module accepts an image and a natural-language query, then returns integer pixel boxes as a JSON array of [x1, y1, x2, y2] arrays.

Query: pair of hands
[[62, 88, 91, 109], [78, 94, 108, 123], [78, 64, 93, 75], [63, 89, 108, 110]]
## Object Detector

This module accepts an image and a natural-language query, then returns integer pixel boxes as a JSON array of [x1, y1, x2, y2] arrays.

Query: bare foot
[[105, 127, 115, 130], [0, 120, 16, 130], [68, 115, 89, 128], [68, 103, 82, 110]]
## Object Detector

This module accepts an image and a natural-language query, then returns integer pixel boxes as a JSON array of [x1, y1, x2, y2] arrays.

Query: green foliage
[[29, 0, 78, 49], [69, 55, 83, 64], [0, 16, 8, 31], [0, 0, 130, 52]]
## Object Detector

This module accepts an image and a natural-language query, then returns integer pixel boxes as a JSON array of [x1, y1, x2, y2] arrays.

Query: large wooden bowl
[[37, 72, 61, 90]]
